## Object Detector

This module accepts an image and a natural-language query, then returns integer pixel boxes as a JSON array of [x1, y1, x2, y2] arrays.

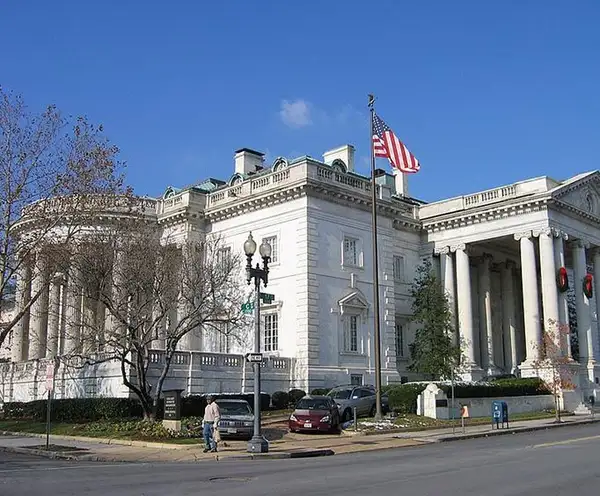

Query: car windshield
[[296, 398, 331, 410], [217, 401, 252, 415], [327, 389, 352, 400]]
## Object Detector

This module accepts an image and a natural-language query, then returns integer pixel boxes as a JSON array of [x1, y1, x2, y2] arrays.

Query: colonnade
[[9, 247, 202, 363], [436, 227, 600, 381]]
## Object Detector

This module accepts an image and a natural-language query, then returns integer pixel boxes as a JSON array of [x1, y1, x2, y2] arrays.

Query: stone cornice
[[421, 196, 550, 233], [201, 180, 421, 229]]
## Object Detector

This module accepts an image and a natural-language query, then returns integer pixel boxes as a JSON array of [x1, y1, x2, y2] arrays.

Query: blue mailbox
[[492, 400, 509, 429]]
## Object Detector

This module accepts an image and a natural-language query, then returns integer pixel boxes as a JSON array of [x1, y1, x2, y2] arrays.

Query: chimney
[[234, 148, 264, 175], [394, 169, 409, 197], [323, 144, 355, 172]]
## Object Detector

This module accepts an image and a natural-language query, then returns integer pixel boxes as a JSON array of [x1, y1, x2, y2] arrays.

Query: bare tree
[[0, 87, 127, 350], [533, 319, 576, 423], [66, 222, 248, 420]]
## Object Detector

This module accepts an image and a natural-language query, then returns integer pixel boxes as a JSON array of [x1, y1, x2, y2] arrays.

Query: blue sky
[[2, 1, 599, 201]]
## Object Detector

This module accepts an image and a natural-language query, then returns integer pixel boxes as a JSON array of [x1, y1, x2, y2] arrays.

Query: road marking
[[533, 434, 600, 448]]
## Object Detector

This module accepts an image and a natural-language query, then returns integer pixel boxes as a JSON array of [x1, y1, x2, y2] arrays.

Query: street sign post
[[45, 362, 56, 450], [246, 352, 263, 363]]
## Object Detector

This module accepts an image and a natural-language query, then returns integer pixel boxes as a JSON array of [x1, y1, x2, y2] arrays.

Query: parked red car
[[289, 395, 341, 433]]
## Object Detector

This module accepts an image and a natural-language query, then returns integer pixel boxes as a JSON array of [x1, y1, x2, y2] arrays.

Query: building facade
[[2, 144, 600, 403]]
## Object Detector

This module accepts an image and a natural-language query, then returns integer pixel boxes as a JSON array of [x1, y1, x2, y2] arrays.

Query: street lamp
[[244, 232, 271, 453]]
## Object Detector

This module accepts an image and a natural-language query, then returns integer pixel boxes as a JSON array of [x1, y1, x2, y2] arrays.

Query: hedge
[[271, 391, 289, 410], [3, 398, 143, 422], [3, 392, 272, 423], [288, 389, 306, 407], [310, 388, 330, 396], [383, 378, 552, 414]]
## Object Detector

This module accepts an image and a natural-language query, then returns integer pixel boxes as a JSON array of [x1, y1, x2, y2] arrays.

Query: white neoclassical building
[[2, 144, 600, 403]]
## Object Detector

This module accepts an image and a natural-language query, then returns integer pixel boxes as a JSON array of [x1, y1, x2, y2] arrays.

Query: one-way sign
[[246, 353, 263, 363]]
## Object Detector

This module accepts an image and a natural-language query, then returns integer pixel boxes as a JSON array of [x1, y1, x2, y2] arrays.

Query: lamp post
[[244, 232, 271, 453]]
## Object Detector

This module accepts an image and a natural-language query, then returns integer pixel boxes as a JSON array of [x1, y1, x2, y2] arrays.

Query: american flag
[[372, 112, 420, 173]]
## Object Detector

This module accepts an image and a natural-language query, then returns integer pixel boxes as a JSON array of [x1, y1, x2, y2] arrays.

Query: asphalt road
[[2, 423, 600, 495]]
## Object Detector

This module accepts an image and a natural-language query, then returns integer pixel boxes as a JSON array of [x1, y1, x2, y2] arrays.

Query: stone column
[[63, 258, 82, 355], [452, 244, 482, 379], [46, 272, 64, 359], [501, 260, 518, 374], [572, 240, 593, 365], [554, 232, 572, 358], [515, 231, 542, 365], [10, 261, 32, 362], [478, 253, 498, 375], [104, 247, 126, 352], [537, 228, 562, 352], [592, 248, 600, 362], [437, 247, 457, 343], [28, 253, 50, 360]]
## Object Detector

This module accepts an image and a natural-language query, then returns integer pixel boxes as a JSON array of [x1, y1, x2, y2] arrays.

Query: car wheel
[[342, 408, 352, 423]]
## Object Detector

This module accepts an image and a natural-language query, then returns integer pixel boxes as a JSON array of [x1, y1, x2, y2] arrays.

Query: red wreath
[[584, 274, 594, 299], [556, 267, 569, 293]]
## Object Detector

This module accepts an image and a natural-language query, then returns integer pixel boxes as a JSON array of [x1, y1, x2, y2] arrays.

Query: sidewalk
[[0, 414, 598, 463]]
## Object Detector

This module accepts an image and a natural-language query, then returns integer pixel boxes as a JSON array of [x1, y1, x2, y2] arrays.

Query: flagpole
[[368, 94, 383, 420]]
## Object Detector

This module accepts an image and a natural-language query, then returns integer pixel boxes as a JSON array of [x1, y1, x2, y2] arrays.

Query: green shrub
[[288, 389, 306, 407], [443, 378, 551, 398], [271, 391, 290, 410], [3, 398, 142, 422], [310, 388, 330, 396], [383, 384, 428, 414], [382, 378, 551, 414]]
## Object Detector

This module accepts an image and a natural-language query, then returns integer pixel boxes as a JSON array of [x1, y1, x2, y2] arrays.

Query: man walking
[[203, 395, 221, 453]]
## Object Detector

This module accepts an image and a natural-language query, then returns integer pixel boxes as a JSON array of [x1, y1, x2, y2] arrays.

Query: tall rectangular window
[[393, 255, 405, 282], [217, 246, 232, 266], [344, 315, 359, 352], [262, 236, 278, 263], [263, 314, 279, 352], [216, 323, 229, 353], [395, 323, 405, 357], [343, 237, 358, 266]]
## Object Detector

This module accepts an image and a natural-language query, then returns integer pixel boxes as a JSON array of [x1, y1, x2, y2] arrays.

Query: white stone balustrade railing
[[147, 351, 292, 370], [1, 351, 292, 378], [420, 183, 524, 218], [21, 195, 158, 219]]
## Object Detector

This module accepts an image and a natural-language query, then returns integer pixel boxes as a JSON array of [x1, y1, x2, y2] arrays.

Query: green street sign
[[241, 302, 254, 314], [260, 292, 275, 304]]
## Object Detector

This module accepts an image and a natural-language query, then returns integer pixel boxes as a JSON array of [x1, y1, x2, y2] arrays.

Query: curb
[[220, 449, 335, 460], [0, 431, 195, 450], [0, 444, 105, 462], [0, 443, 334, 463], [431, 418, 600, 443]]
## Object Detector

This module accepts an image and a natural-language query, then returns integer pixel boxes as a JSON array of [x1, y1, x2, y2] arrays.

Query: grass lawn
[[357, 410, 571, 433]]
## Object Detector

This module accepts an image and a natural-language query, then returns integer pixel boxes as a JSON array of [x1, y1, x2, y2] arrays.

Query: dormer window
[[229, 173, 244, 186], [331, 159, 347, 173], [272, 157, 289, 172], [163, 187, 176, 199]]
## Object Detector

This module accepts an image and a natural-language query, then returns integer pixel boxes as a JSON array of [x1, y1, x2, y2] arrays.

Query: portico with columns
[[422, 171, 600, 394]]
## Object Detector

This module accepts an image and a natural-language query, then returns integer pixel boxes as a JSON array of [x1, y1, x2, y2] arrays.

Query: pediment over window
[[552, 171, 600, 217], [338, 290, 369, 315]]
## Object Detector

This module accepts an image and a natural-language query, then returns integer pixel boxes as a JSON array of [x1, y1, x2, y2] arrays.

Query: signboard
[[246, 352, 263, 363], [45, 363, 55, 392], [163, 389, 183, 421], [260, 293, 275, 304], [241, 302, 254, 314]]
